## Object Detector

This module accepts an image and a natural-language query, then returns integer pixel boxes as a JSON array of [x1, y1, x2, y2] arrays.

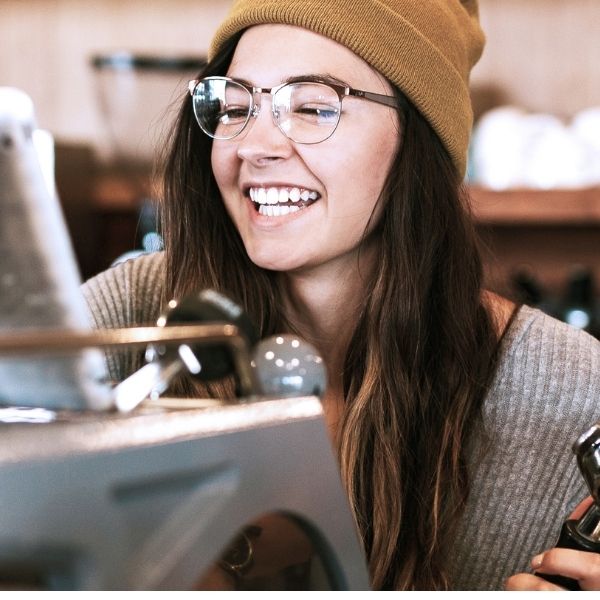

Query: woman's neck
[[280, 258, 374, 387], [281, 261, 373, 442]]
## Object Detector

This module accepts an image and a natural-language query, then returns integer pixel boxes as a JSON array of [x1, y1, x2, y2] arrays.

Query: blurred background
[[1, 0, 599, 337]]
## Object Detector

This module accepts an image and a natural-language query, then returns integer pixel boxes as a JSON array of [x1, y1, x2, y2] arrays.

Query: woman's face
[[211, 24, 400, 275]]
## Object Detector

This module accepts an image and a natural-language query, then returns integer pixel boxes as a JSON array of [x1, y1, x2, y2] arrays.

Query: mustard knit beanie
[[209, 0, 485, 178]]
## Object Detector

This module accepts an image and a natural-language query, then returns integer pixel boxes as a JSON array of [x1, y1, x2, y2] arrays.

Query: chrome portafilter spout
[[538, 422, 600, 590]]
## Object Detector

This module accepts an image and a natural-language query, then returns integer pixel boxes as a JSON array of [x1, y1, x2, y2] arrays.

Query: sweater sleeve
[[81, 252, 166, 382], [449, 306, 600, 590]]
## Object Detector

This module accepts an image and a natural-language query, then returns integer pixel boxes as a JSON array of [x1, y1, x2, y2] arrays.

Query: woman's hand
[[505, 497, 600, 591]]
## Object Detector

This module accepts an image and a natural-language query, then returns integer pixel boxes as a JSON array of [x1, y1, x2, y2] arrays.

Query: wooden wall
[[473, 0, 600, 118]]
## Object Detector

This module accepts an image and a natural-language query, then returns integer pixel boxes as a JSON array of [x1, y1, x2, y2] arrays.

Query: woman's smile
[[248, 185, 320, 216]]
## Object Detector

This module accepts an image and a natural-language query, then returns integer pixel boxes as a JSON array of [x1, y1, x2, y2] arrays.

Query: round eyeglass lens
[[275, 82, 341, 144], [192, 79, 252, 139]]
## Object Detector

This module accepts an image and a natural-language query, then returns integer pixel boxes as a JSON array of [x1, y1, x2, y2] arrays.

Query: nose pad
[[271, 106, 282, 130], [247, 90, 262, 125]]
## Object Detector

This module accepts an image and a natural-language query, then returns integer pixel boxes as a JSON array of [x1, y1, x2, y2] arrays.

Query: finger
[[533, 548, 600, 590], [505, 573, 565, 591], [569, 495, 594, 520]]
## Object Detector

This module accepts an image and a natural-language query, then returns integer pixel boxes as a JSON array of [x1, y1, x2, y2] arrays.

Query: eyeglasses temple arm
[[346, 88, 403, 110]]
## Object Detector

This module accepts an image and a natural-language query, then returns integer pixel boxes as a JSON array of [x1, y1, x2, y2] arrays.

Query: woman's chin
[[244, 247, 312, 274], [247, 256, 299, 273]]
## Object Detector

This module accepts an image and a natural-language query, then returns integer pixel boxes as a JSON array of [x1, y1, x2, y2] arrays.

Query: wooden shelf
[[470, 186, 600, 226], [91, 174, 151, 212]]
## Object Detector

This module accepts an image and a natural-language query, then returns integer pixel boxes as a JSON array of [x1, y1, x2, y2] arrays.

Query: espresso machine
[[0, 86, 369, 591]]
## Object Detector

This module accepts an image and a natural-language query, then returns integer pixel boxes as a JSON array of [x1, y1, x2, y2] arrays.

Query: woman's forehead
[[227, 24, 391, 93]]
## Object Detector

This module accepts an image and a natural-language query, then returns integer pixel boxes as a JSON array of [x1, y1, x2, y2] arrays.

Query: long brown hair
[[160, 34, 500, 589]]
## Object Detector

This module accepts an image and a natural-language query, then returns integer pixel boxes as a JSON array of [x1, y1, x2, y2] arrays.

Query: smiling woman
[[81, 0, 600, 591]]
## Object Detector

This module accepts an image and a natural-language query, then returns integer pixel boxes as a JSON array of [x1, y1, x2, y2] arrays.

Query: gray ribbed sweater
[[81, 252, 600, 590]]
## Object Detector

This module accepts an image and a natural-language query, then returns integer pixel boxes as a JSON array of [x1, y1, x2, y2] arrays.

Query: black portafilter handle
[[151, 289, 259, 394], [537, 423, 600, 590]]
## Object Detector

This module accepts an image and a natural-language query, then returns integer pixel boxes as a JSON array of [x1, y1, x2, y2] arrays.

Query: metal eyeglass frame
[[188, 76, 403, 144]]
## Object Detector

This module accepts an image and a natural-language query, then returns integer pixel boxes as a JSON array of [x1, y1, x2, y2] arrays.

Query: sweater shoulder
[[80, 252, 166, 381], [81, 252, 166, 329], [493, 304, 600, 416]]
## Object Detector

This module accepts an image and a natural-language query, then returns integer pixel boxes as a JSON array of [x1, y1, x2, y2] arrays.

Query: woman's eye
[[218, 106, 249, 123], [294, 105, 338, 122]]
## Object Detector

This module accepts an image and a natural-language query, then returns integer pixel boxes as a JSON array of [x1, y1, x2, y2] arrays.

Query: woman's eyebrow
[[229, 73, 351, 88], [283, 74, 350, 87]]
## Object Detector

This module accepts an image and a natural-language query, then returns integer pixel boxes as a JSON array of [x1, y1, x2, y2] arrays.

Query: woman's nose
[[236, 96, 293, 165]]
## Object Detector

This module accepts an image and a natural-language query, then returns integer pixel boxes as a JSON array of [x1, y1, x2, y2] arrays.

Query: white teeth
[[248, 186, 320, 212], [257, 188, 267, 204], [258, 205, 301, 217]]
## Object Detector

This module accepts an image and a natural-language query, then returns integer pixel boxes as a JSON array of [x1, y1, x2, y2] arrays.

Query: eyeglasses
[[188, 76, 401, 144]]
